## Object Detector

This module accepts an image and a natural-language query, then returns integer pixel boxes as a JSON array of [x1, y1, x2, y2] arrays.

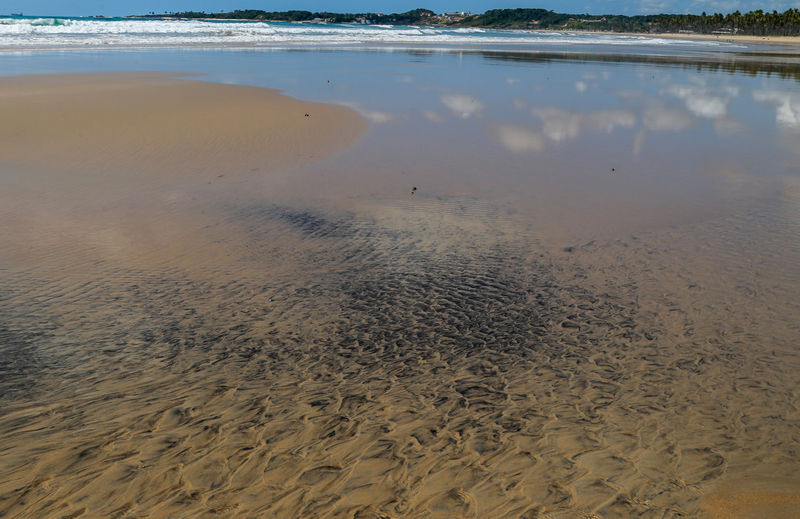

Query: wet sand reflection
[[1, 55, 799, 517]]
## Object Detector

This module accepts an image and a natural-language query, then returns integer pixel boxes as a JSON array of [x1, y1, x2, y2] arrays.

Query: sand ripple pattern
[[1, 203, 799, 518]]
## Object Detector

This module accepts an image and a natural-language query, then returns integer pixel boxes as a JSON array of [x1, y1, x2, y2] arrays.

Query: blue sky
[[6, 0, 799, 17]]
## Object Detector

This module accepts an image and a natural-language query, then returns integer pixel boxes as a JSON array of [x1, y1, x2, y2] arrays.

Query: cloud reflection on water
[[492, 125, 545, 153], [753, 90, 800, 130], [421, 110, 444, 123], [663, 83, 739, 119], [530, 107, 636, 143], [339, 102, 396, 124], [441, 93, 484, 119], [642, 104, 693, 132], [493, 107, 635, 154]]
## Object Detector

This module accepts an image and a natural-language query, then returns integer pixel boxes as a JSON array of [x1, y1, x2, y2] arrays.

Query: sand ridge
[[0, 72, 366, 271], [0, 72, 366, 186]]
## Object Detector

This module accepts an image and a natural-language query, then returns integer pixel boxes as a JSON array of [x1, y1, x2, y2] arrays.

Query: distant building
[[442, 12, 470, 22]]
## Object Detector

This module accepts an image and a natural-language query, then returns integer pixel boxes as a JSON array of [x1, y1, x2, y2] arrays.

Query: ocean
[[1, 15, 746, 49]]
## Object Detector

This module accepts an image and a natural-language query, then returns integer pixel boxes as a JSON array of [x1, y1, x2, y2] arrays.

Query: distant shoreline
[[500, 28, 800, 47], [6, 14, 800, 51], [625, 31, 800, 48], [125, 15, 800, 48], [133, 7, 800, 39], [545, 29, 800, 48]]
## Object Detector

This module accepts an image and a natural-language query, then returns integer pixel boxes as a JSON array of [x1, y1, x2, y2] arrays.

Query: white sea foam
[[0, 16, 741, 49]]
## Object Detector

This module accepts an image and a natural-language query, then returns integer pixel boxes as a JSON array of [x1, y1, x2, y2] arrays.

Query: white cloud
[[493, 124, 545, 153], [686, 95, 727, 118], [531, 107, 582, 142], [441, 94, 484, 119], [753, 90, 800, 129], [360, 110, 395, 123], [530, 107, 635, 143], [663, 83, 739, 119], [340, 102, 396, 123]]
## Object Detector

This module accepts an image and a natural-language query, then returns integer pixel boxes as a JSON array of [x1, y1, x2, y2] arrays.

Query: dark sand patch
[[3, 198, 798, 517]]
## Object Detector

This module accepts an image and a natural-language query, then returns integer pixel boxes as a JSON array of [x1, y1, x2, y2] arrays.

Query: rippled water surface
[[1, 45, 799, 517]]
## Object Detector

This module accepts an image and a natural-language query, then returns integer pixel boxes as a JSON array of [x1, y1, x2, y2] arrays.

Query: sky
[[5, 0, 799, 17]]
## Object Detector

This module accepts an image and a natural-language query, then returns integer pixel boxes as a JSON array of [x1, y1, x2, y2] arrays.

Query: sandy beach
[[0, 73, 365, 184], [529, 29, 800, 48], [1, 70, 799, 518], [0, 73, 365, 271], [648, 32, 800, 48]]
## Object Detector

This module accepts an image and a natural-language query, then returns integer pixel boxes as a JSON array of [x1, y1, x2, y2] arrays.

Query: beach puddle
[[1, 48, 799, 518]]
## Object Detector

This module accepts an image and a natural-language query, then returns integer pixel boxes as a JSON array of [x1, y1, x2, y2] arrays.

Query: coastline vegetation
[[143, 7, 800, 36]]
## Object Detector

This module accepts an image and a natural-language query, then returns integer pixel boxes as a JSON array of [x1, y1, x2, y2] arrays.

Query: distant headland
[[139, 7, 800, 37]]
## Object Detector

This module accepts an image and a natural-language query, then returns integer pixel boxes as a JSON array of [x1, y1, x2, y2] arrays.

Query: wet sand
[[0, 73, 365, 271], [543, 29, 800, 48], [1, 73, 799, 518], [0, 72, 365, 180], [646, 32, 800, 48]]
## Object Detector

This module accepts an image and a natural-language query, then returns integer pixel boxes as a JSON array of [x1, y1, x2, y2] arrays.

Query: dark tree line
[[640, 9, 800, 36], [151, 8, 436, 26], [459, 7, 800, 36], [146, 7, 800, 37]]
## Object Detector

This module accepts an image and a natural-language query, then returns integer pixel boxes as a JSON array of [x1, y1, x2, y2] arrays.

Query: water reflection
[[440, 93, 484, 119], [492, 107, 636, 153], [475, 49, 800, 82], [246, 44, 800, 239], [663, 82, 739, 119], [754, 90, 800, 129], [2, 44, 800, 518], [340, 101, 397, 123], [421, 110, 444, 123], [641, 103, 693, 132], [492, 124, 544, 153], [532, 107, 635, 142], [0, 45, 798, 267]]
